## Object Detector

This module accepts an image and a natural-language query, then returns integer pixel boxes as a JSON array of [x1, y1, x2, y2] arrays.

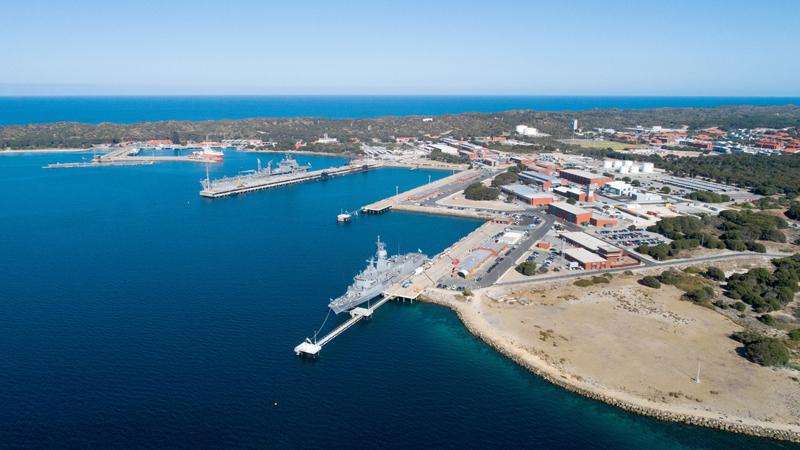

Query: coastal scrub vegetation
[[656, 269, 717, 304], [638, 212, 785, 260], [573, 275, 611, 287], [724, 254, 800, 312]]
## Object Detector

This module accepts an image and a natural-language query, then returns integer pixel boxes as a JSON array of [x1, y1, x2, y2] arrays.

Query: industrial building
[[632, 192, 663, 202], [661, 176, 736, 193], [548, 202, 591, 224], [560, 231, 623, 262], [501, 184, 556, 206], [527, 161, 559, 175], [457, 240, 507, 278], [553, 186, 594, 202], [515, 125, 542, 136], [563, 247, 610, 270], [590, 214, 618, 227], [519, 171, 564, 190], [604, 180, 634, 196], [559, 168, 609, 187]]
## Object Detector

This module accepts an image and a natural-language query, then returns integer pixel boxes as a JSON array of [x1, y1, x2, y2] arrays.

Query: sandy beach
[[422, 272, 800, 443]]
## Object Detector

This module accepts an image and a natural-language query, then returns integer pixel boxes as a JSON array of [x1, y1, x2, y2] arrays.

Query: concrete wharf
[[45, 146, 221, 168], [360, 169, 478, 214], [200, 161, 378, 199]]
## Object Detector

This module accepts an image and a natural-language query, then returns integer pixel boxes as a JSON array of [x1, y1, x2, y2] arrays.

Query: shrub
[[515, 261, 537, 276], [462, 287, 473, 297], [574, 279, 594, 287], [757, 314, 777, 326], [638, 276, 662, 289], [786, 203, 800, 221], [724, 239, 747, 251], [744, 338, 790, 367], [682, 286, 715, 303], [745, 241, 767, 253], [733, 301, 747, 312], [683, 266, 702, 274], [788, 328, 800, 342], [591, 276, 610, 284], [703, 266, 726, 281]]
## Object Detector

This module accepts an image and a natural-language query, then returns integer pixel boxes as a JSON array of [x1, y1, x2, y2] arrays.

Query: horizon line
[[2, 93, 800, 99]]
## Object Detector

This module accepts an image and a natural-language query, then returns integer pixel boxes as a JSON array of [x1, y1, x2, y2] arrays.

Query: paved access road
[[494, 251, 790, 288]]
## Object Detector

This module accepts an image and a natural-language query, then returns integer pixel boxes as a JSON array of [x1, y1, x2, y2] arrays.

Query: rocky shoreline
[[420, 293, 800, 444]]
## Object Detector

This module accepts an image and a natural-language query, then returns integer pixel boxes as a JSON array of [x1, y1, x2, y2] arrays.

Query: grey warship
[[328, 237, 428, 314], [269, 154, 311, 175]]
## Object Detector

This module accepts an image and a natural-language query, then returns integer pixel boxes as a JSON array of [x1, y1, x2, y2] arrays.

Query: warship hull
[[329, 239, 427, 314]]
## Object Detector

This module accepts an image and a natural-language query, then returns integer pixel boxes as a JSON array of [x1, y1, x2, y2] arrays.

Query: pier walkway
[[294, 296, 393, 356]]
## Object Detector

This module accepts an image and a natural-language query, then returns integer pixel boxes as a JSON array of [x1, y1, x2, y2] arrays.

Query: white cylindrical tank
[[618, 166, 630, 174], [641, 162, 654, 173], [603, 160, 614, 169], [623, 160, 634, 167], [630, 165, 640, 173], [612, 160, 623, 169]]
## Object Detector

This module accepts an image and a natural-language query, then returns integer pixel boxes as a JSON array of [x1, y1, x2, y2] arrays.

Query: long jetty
[[45, 146, 219, 168], [200, 161, 379, 198], [294, 296, 394, 356]]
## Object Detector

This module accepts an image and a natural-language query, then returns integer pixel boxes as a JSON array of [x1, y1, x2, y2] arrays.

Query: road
[[476, 213, 555, 288], [494, 251, 790, 288]]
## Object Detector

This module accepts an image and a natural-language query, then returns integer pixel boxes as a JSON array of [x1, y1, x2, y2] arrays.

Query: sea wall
[[418, 293, 800, 444]]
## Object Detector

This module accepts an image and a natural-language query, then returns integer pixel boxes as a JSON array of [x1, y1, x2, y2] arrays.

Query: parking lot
[[597, 229, 669, 248]]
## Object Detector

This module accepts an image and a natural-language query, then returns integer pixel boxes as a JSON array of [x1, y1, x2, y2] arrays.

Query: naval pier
[[200, 160, 380, 198]]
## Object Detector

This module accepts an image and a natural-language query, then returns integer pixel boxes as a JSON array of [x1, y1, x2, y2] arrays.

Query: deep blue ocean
[[0, 95, 799, 125], [0, 149, 797, 448]]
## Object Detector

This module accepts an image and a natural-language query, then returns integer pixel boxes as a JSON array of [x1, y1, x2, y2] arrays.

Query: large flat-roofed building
[[590, 214, 618, 228], [519, 171, 564, 190], [559, 168, 609, 187], [560, 231, 623, 262], [563, 247, 610, 270], [457, 248, 494, 278], [529, 161, 559, 175], [501, 184, 556, 206], [548, 202, 591, 224]]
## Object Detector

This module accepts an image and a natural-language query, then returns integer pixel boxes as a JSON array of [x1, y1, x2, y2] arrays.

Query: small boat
[[337, 209, 352, 223]]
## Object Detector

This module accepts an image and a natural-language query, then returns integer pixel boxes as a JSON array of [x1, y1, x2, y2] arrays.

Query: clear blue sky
[[2, 0, 798, 96]]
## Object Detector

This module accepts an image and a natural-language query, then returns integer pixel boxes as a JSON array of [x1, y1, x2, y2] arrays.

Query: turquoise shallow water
[[1, 95, 799, 125], [0, 150, 797, 448]]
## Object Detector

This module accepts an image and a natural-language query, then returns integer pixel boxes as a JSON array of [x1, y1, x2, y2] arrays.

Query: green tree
[[515, 261, 537, 276]]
